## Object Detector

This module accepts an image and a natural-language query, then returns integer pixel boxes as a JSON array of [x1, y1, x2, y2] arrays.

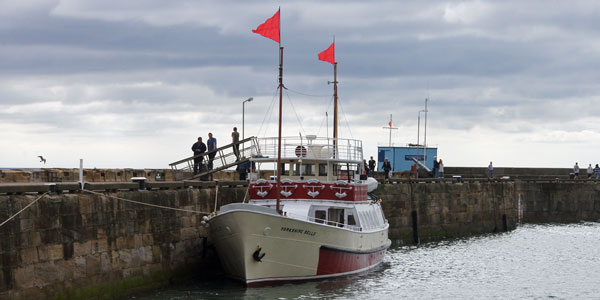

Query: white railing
[[285, 212, 362, 232], [255, 136, 363, 162]]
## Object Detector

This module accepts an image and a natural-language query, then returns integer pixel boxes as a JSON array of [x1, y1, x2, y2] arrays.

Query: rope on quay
[[0, 192, 49, 228], [83, 189, 212, 215]]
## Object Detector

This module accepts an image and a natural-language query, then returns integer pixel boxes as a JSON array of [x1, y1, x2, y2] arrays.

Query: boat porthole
[[263, 227, 272, 236], [225, 226, 232, 234]]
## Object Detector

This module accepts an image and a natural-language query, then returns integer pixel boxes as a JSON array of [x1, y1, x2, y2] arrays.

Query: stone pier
[[1, 175, 599, 299]]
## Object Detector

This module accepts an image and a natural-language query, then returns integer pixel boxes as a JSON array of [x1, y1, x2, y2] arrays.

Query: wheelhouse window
[[314, 210, 326, 224], [328, 208, 344, 227], [319, 164, 328, 176], [294, 164, 314, 176], [347, 214, 356, 226]]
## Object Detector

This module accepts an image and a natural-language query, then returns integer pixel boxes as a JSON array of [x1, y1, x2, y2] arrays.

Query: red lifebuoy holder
[[295, 145, 307, 157]]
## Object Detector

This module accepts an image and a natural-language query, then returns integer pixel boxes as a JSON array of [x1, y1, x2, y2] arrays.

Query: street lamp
[[242, 97, 254, 140]]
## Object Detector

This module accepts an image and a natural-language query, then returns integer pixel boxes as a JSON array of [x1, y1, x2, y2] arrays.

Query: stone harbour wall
[[0, 184, 245, 300], [1, 178, 600, 299], [518, 180, 600, 223], [380, 180, 518, 243]]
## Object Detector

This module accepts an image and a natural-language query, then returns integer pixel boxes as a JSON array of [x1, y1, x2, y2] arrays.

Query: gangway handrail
[[169, 136, 258, 167]]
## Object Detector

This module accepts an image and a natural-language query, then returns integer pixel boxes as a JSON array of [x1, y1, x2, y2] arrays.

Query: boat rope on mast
[[284, 89, 307, 137], [257, 86, 280, 138], [316, 95, 335, 137], [0, 192, 49, 228], [83, 189, 212, 215]]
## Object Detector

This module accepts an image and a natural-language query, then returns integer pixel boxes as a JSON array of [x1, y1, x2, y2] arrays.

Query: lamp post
[[242, 97, 254, 140]]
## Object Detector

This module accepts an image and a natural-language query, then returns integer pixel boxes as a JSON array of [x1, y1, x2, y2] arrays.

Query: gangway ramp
[[169, 137, 260, 180]]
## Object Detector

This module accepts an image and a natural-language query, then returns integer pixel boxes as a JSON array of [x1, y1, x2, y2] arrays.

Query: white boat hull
[[208, 204, 390, 286]]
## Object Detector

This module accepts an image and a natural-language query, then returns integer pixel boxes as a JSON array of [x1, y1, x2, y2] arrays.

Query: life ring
[[295, 145, 307, 157]]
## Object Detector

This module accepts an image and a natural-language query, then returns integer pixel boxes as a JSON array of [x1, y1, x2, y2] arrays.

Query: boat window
[[294, 164, 314, 176], [328, 208, 344, 227], [347, 214, 356, 226], [280, 163, 287, 175], [319, 164, 327, 176], [314, 210, 326, 224]]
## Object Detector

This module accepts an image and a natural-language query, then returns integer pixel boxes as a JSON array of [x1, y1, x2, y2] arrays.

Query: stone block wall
[[518, 181, 600, 223], [0, 187, 245, 300], [379, 181, 517, 242]]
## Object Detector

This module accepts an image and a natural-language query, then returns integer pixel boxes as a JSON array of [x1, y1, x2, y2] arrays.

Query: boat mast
[[276, 45, 283, 214], [333, 62, 338, 159]]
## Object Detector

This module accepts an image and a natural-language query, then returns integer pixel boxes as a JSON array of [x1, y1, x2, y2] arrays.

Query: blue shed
[[377, 146, 438, 172]]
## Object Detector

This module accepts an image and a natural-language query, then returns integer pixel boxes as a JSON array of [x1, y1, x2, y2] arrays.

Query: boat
[[203, 9, 390, 286]]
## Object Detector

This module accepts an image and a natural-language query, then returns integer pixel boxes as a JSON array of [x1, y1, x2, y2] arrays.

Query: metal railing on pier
[[169, 137, 260, 180]]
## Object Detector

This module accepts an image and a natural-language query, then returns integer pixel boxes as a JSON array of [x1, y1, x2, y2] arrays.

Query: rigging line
[[0, 192, 49, 228], [283, 86, 332, 98], [83, 189, 212, 215], [315, 95, 335, 137], [257, 86, 280, 137], [284, 89, 307, 137], [338, 97, 354, 139]]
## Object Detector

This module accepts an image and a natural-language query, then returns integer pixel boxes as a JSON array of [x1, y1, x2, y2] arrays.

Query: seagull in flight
[[38, 156, 46, 164]]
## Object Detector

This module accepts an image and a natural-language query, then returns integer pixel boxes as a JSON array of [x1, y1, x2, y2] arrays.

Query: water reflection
[[132, 223, 600, 299]]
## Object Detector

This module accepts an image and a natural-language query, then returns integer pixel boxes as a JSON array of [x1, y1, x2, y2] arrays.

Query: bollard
[[131, 177, 147, 190]]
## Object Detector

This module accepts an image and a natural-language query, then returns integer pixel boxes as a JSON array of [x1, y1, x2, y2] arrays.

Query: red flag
[[318, 42, 335, 64], [388, 121, 392, 127], [252, 10, 280, 43]]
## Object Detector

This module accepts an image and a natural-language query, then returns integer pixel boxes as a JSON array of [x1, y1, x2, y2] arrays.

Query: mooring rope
[[0, 192, 49, 228], [83, 189, 212, 215]]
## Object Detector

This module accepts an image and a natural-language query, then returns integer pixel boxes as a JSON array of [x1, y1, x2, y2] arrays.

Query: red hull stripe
[[316, 241, 391, 275]]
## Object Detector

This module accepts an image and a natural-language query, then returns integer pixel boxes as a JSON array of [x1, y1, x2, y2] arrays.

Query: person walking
[[573, 162, 580, 179], [383, 158, 392, 183], [191, 137, 207, 175], [438, 159, 444, 179], [594, 164, 600, 180], [207, 132, 217, 170], [587, 163, 594, 179], [368, 156, 376, 177], [232, 127, 240, 161], [433, 156, 439, 178], [487, 162, 494, 178]]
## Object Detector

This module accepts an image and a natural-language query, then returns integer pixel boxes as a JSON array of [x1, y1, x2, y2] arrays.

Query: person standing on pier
[[368, 156, 376, 177], [383, 158, 392, 183], [192, 137, 207, 175], [573, 162, 580, 179], [587, 164, 594, 179], [594, 164, 600, 180], [207, 132, 217, 170], [438, 159, 444, 179], [232, 127, 240, 161], [487, 162, 494, 178], [433, 156, 440, 178]]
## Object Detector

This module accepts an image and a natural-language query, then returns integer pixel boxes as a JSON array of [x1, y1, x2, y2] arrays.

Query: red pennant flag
[[252, 10, 280, 43], [318, 42, 335, 64]]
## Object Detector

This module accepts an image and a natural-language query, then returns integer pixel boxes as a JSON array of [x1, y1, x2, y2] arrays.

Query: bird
[[38, 156, 46, 164]]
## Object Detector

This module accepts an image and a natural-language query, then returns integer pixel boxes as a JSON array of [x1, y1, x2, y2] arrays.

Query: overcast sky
[[2, 0, 600, 169]]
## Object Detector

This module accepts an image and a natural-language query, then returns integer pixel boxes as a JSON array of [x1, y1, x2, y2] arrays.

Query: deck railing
[[255, 136, 363, 162]]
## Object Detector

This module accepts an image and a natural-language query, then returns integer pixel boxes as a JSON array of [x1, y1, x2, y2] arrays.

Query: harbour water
[[131, 223, 600, 299]]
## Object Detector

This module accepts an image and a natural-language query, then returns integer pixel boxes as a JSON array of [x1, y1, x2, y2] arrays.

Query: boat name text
[[280, 226, 316, 236]]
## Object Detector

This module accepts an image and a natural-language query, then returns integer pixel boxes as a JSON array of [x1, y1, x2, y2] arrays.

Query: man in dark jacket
[[383, 158, 392, 183], [368, 156, 376, 176], [191, 137, 207, 174], [433, 156, 440, 178]]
